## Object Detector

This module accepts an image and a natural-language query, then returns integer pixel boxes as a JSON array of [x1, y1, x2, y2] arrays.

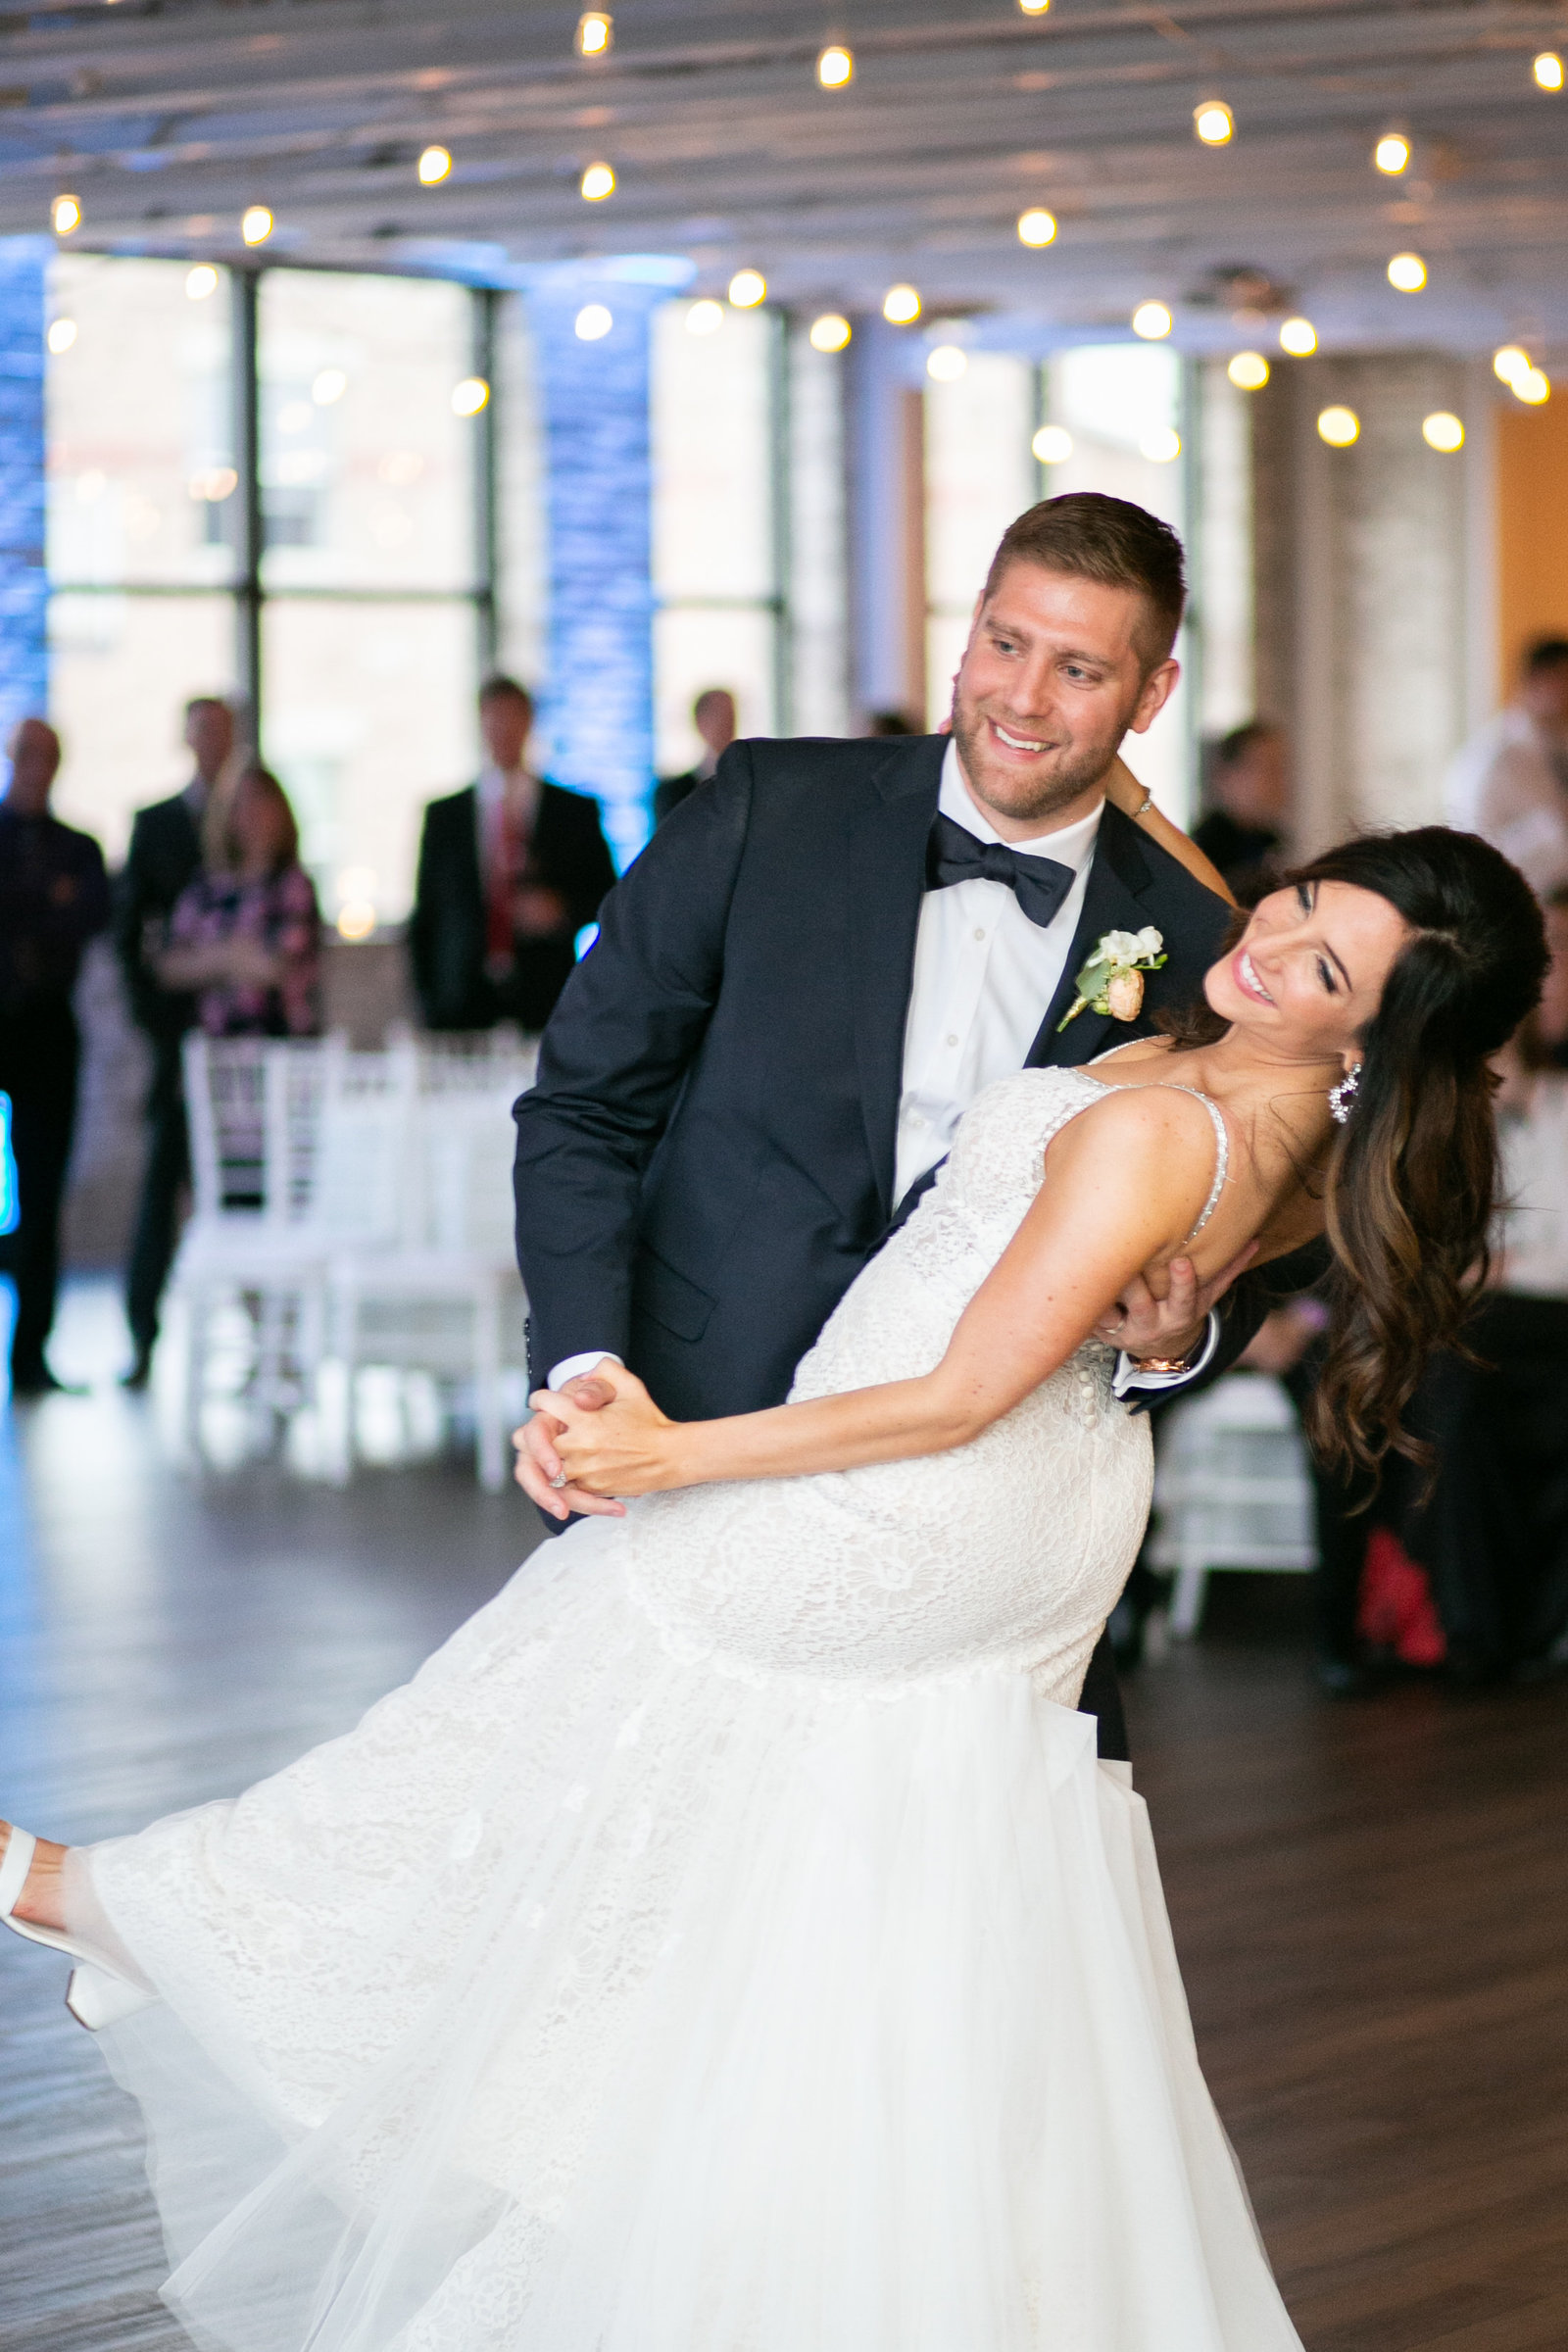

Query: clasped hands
[[514, 1363, 671, 1520]]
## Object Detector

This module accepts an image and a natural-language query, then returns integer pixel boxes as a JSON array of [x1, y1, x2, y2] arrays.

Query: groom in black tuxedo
[[514, 493, 1266, 1759]]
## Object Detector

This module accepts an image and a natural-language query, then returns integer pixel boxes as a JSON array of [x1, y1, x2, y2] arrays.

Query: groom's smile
[[952, 560, 1181, 843]]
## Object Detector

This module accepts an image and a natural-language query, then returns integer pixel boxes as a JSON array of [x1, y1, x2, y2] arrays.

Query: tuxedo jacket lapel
[[1029, 803, 1158, 1069], [847, 735, 946, 1216]]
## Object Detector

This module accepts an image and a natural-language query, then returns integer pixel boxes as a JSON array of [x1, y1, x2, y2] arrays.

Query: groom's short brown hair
[[983, 492, 1187, 669]]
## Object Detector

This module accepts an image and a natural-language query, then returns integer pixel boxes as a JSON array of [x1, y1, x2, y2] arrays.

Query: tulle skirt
[[70, 1522, 1303, 2351]]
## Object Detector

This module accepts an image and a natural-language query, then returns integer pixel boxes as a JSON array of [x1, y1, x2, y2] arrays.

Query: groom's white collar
[[940, 739, 1102, 872]]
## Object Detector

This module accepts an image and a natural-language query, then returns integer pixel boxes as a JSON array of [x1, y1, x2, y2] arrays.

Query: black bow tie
[[924, 811, 1076, 930]]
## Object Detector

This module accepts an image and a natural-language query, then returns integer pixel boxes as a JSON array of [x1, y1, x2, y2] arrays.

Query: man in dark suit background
[[409, 676, 617, 1035], [652, 687, 736, 828], [514, 494, 1272, 1764], [116, 694, 234, 1390], [0, 719, 110, 1396]]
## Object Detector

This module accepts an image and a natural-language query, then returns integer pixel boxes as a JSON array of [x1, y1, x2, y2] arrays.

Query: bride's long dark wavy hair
[[1165, 828, 1548, 1478]]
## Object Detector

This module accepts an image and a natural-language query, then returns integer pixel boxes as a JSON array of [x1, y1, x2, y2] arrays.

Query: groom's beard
[[951, 698, 1124, 829]]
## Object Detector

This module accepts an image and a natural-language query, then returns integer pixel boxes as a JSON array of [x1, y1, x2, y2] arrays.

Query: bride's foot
[[0, 1823, 69, 1936]]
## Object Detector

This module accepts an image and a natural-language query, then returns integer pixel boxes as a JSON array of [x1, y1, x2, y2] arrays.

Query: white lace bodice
[[624, 1065, 1221, 1705]]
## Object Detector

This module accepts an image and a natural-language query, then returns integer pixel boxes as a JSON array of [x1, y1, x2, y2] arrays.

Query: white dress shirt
[[895, 738, 1100, 1204], [549, 739, 1213, 1393]]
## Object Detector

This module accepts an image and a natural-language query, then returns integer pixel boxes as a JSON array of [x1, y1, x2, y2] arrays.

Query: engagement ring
[[549, 1471, 568, 1490]]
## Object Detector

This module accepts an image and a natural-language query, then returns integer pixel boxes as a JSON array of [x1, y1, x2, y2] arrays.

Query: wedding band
[[549, 1471, 568, 1490]]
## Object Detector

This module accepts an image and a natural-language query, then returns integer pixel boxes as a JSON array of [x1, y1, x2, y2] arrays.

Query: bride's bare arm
[[545, 1089, 1222, 1495], [1103, 759, 1236, 906]]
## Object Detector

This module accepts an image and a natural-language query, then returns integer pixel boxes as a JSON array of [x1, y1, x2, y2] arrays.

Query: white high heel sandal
[[0, 1828, 155, 2031]]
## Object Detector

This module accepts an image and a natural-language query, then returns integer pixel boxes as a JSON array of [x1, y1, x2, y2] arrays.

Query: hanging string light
[[1017, 208, 1057, 247], [1227, 352, 1269, 390], [1374, 133, 1410, 174], [817, 45, 854, 88], [1193, 100, 1234, 146], [576, 12, 612, 58]]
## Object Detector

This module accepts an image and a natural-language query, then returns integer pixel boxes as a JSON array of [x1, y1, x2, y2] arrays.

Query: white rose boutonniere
[[1056, 924, 1167, 1032]]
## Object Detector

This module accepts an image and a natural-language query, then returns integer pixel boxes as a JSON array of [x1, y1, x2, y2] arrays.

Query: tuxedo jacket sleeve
[[514, 761, 753, 1381]]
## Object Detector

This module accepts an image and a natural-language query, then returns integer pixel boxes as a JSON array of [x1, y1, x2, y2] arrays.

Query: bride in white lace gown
[[0, 831, 1547, 2352]]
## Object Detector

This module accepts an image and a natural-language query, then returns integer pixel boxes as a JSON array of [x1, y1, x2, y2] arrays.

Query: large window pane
[[49, 593, 237, 862], [1042, 345, 1191, 819], [924, 356, 1035, 729], [258, 272, 476, 593], [262, 600, 477, 926], [47, 256, 234, 590], [655, 607, 776, 773], [495, 291, 548, 691], [653, 300, 776, 605]]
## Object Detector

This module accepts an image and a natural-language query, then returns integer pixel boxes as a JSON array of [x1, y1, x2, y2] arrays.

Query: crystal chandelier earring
[[1329, 1063, 1361, 1125]]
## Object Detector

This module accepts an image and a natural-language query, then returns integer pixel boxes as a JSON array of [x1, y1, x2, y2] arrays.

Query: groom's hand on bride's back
[[514, 1373, 622, 1521], [1091, 1243, 1257, 1363]]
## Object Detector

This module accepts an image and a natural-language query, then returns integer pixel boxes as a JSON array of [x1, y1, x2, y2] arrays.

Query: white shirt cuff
[[547, 1350, 622, 1390], [1112, 1310, 1220, 1399]]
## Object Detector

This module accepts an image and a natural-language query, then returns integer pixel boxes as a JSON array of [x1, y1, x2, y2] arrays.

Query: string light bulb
[[1533, 51, 1563, 91], [883, 283, 921, 324], [185, 264, 219, 301], [1517, 368, 1551, 406], [1017, 207, 1057, 247], [1141, 425, 1182, 463], [1374, 133, 1411, 174], [1194, 100, 1234, 146], [817, 45, 854, 88], [1227, 351, 1269, 390], [576, 11, 612, 57], [451, 376, 489, 416], [1421, 412, 1464, 452], [1032, 423, 1072, 464], [1018, 0, 1051, 13], [1317, 405, 1360, 447], [46, 318, 76, 354], [51, 193, 81, 235], [574, 302, 613, 342], [580, 162, 615, 201], [809, 313, 852, 353], [685, 299, 724, 337], [1279, 316, 1317, 356], [1131, 300, 1172, 340], [728, 269, 766, 308], [1387, 252, 1427, 291], [1494, 345, 1532, 388], [417, 146, 452, 186], [926, 344, 967, 382]]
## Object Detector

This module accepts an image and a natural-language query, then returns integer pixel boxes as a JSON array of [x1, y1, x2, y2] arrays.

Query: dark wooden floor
[[4, 1287, 1568, 2350]]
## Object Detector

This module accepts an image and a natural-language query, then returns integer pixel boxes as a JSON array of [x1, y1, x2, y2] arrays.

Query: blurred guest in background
[[410, 676, 615, 1036], [116, 694, 236, 1389], [1194, 721, 1289, 899], [1395, 893, 1568, 1681], [159, 761, 320, 1040], [0, 719, 110, 1397], [653, 687, 738, 825], [1446, 637, 1568, 900]]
